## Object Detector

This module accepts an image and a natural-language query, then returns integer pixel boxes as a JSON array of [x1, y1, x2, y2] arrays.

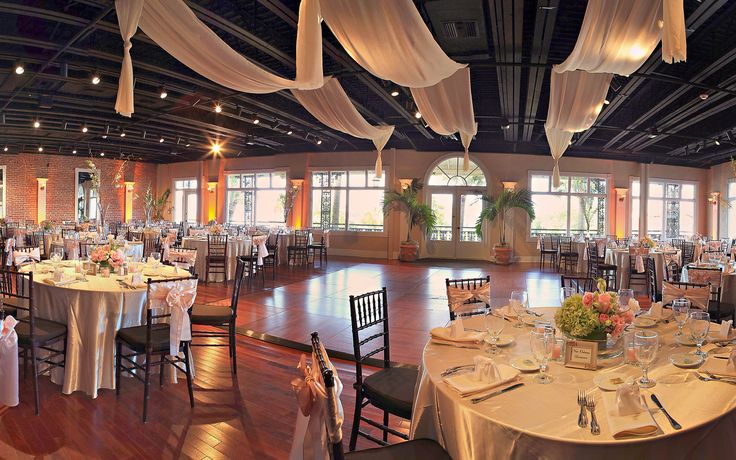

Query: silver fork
[[441, 364, 474, 377], [695, 373, 736, 385], [585, 394, 600, 435], [577, 390, 588, 428], [704, 372, 736, 384]]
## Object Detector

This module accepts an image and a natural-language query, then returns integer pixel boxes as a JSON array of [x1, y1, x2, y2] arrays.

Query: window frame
[[0, 165, 6, 219], [309, 167, 387, 235], [224, 169, 288, 226], [172, 177, 199, 224], [629, 177, 698, 239], [728, 179, 736, 239], [527, 170, 609, 240]]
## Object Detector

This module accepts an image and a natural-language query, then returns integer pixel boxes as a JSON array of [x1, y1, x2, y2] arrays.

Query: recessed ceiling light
[[2, 146, 7, 152], [14, 60, 24, 75], [253, 116, 260, 124], [390, 89, 400, 97], [38, 146, 43, 152], [316, 139, 322, 145], [120, 131, 126, 137], [102, 135, 107, 139], [287, 130, 293, 135], [699, 93, 709, 100], [159, 137, 165, 143], [500, 117, 510, 130], [72, 149, 77, 154]]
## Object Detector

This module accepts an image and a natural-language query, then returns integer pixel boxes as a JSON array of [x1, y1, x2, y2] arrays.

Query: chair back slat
[[445, 275, 490, 321], [349, 288, 390, 387], [207, 234, 228, 256], [0, 269, 33, 339], [560, 275, 595, 294], [311, 332, 345, 460]]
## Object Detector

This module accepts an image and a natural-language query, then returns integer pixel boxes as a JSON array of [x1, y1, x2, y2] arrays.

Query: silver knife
[[471, 382, 524, 404], [650, 394, 682, 430]]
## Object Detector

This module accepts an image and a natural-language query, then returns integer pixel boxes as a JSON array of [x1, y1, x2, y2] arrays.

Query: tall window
[[428, 157, 486, 187], [311, 169, 385, 232], [226, 171, 287, 226], [529, 173, 608, 236], [173, 179, 198, 223], [630, 179, 696, 239], [729, 181, 736, 239]]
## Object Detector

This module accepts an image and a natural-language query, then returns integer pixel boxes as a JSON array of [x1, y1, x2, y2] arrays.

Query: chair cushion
[[190, 304, 233, 325], [116, 324, 171, 353], [559, 251, 578, 257], [362, 366, 418, 420], [598, 263, 617, 270], [16, 317, 67, 346], [345, 439, 451, 460]]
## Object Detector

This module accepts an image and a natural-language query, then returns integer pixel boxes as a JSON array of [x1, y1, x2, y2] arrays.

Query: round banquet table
[[182, 235, 268, 281], [410, 308, 736, 460], [49, 240, 144, 261], [22, 262, 188, 398], [605, 249, 679, 290]]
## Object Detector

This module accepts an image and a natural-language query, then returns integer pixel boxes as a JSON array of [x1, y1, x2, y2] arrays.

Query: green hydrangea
[[555, 294, 601, 338]]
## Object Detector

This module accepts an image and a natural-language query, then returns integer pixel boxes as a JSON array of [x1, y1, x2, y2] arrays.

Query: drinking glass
[[530, 329, 555, 384], [484, 308, 506, 355], [617, 289, 634, 311], [671, 299, 691, 337], [634, 330, 658, 388], [623, 329, 638, 365], [510, 290, 528, 328], [688, 311, 710, 357]]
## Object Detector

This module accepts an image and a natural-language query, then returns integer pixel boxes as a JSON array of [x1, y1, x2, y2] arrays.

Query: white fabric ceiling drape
[[663, 0, 687, 64], [411, 68, 478, 171], [292, 77, 395, 178], [114, 0, 323, 117], [114, 0, 144, 117], [319, 0, 463, 88]]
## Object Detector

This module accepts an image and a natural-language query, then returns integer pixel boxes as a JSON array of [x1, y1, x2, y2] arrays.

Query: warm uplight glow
[[37, 178, 48, 223], [124, 182, 135, 222], [628, 44, 648, 60]]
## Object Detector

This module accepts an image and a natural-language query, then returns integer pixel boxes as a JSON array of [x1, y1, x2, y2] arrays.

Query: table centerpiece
[[555, 279, 634, 359], [89, 243, 125, 271]]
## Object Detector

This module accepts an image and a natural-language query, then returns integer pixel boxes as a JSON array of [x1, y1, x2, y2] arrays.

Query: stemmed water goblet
[[484, 307, 506, 355], [510, 290, 528, 328], [530, 328, 555, 384], [688, 311, 710, 358], [671, 299, 691, 338], [634, 330, 658, 388]]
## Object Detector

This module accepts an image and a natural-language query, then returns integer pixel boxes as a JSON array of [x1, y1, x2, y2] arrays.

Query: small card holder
[[564, 340, 598, 370]]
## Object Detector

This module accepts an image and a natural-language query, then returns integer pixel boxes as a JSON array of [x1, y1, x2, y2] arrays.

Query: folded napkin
[[430, 318, 485, 346], [42, 277, 79, 287], [601, 391, 658, 439], [704, 354, 736, 377], [647, 302, 664, 319], [712, 320, 733, 341], [616, 383, 646, 417], [444, 362, 519, 396], [472, 355, 502, 383], [628, 299, 641, 315]]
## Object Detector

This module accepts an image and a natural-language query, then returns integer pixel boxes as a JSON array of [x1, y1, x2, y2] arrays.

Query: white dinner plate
[[510, 355, 539, 372], [633, 317, 657, 328], [593, 372, 631, 391], [493, 334, 515, 347], [669, 352, 704, 368]]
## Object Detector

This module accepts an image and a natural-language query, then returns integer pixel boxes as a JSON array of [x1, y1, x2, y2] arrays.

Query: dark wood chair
[[308, 230, 328, 267], [558, 237, 579, 274], [311, 332, 450, 460], [28, 231, 47, 260], [205, 234, 228, 284], [127, 230, 144, 242], [115, 276, 196, 422], [560, 275, 595, 294], [681, 241, 695, 266], [348, 288, 417, 450], [445, 275, 490, 321], [687, 267, 734, 322], [539, 235, 559, 271], [79, 242, 97, 259], [287, 230, 310, 267], [646, 257, 662, 303], [4, 269, 67, 415], [165, 247, 197, 276], [627, 247, 649, 295], [190, 256, 246, 374], [142, 234, 161, 259], [261, 233, 278, 280], [245, 244, 265, 288], [587, 241, 617, 290]]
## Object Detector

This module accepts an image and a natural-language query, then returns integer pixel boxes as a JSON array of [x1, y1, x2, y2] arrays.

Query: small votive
[[100, 267, 111, 278], [552, 338, 565, 361]]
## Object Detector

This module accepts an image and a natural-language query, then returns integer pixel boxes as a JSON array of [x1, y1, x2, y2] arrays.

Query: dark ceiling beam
[[256, 0, 432, 142], [486, 0, 523, 142], [575, 0, 730, 146], [521, 0, 558, 142], [0, 4, 113, 113]]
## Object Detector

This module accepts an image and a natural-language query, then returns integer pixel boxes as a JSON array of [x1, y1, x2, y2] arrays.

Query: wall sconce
[[291, 179, 305, 190], [501, 181, 517, 191], [615, 188, 628, 202], [398, 179, 413, 190], [124, 181, 135, 191], [709, 192, 720, 204], [37, 177, 47, 191], [207, 181, 217, 193]]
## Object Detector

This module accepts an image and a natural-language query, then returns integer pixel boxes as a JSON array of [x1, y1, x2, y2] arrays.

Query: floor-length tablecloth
[[605, 249, 679, 290], [182, 236, 267, 281], [411, 309, 736, 460]]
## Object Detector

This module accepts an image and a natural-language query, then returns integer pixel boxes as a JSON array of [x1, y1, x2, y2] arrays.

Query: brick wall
[[0, 153, 157, 223]]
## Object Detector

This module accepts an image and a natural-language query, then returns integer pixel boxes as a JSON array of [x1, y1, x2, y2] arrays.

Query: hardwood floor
[[1, 257, 574, 459]]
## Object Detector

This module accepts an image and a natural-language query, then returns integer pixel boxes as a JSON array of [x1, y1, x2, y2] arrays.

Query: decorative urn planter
[[494, 245, 512, 264], [399, 241, 420, 262]]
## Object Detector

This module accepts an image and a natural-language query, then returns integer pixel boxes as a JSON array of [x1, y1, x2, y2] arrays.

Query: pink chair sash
[[447, 284, 491, 312], [662, 282, 710, 310], [14, 248, 40, 266], [0, 315, 19, 407], [687, 268, 722, 288]]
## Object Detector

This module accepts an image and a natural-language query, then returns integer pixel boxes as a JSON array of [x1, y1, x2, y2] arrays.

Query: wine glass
[[688, 311, 710, 357], [671, 299, 691, 338], [617, 289, 634, 311], [484, 307, 506, 355], [510, 290, 528, 328], [634, 330, 658, 388], [530, 329, 555, 384]]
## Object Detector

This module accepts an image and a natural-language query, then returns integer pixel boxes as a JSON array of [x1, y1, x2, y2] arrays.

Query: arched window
[[427, 157, 486, 187]]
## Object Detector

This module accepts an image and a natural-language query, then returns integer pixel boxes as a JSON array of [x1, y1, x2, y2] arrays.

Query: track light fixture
[[414, 110, 422, 119], [33, 119, 40, 128], [100, 151, 105, 157], [390, 88, 400, 97], [91, 70, 101, 85], [648, 126, 659, 139], [3, 145, 7, 152], [38, 145, 43, 152], [214, 102, 222, 113], [696, 143, 703, 153], [603, 99, 610, 105], [72, 148, 77, 154], [159, 136, 165, 143], [253, 115, 260, 124], [14, 60, 24, 75], [500, 117, 511, 130], [159, 86, 168, 99], [287, 130, 293, 135], [120, 130, 126, 137], [316, 139, 323, 145], [82, 124, 88, 133]]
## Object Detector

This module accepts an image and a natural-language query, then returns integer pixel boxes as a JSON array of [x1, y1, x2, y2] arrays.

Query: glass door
[[174, 179, 198, 223], [455, 192, 485, 259], [427, 192, 455, 258], [426, 190, 485, 259]]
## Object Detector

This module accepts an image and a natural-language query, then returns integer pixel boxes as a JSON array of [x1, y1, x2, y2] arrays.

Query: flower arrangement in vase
[[89, 243, 125, 269], [40, 219, 54, 231], [639, 236, 656, 248], [208, 224, 225, 235], [555, 279, 634, 357]]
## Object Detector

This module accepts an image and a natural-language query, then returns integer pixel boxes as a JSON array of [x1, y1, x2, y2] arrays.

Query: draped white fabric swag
[[0, 315, 19, 407], [114, 0, 323, 117], [292, 78, 394, 178], [411, 67, 478, 171]]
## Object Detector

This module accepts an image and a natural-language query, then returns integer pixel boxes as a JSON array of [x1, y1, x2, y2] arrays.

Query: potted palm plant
[[383, 179, 437, 262], [475, 188, 535, 264]]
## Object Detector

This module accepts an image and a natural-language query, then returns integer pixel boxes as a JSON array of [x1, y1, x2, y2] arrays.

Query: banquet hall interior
[[1, 0, 736, 459]]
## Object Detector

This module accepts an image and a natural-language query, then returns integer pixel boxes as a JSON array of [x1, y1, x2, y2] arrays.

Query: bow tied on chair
[[0, 314, 19, 407], [13, 248, 40, 267], [4, 238, 14, 266], [148, 279, 198, 356], [662, 282, 710, 310], [447, 284, 491, 313], [161, 233, 176, 261]]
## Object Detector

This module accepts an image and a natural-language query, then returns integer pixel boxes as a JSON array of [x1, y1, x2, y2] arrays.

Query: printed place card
[[564, 340, 598, 370]]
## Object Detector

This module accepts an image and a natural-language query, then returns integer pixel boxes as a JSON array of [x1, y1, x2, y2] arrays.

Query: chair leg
[[230, 324, 237, 375], [142, 351, 151, 423], [115, 341, 122, 396], [159, 356, 165, 388], [30, 345, 40, 416], [183, 343, 195, 408], [349, 391, 363, 451], [382, 411, 389, 442]]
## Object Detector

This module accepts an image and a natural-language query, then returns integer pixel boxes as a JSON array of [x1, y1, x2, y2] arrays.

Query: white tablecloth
[[411, 308, 736, 460], [605, 249, 679, 290], [23, 263, 187, 397], [182, 236, 267, 281], [50, 240, 144, 261]]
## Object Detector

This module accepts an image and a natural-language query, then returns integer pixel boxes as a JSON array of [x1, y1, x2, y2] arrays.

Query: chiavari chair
[[308, 229, 329, 267], [561, 275, 596, 294], [558, 236, 579, 274], [165, 246, 197, 276], [445, 275, 490, 321], [586, 241, 617, 290], [646, 257, 662, 303], [262, 233, 278, 280], [539, 235, 559, 270], [287, 230, 310, 267], [205, 234, 228, 284], [628, 246, 649, 295], [687, 267, 733, 321], [142, 234, 161, 259]]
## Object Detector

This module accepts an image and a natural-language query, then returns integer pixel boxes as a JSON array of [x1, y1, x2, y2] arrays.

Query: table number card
[[564, 340, 598, 370]]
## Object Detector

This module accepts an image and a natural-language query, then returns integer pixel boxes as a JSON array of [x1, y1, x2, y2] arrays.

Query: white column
[[639, 163, 649, 237]]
